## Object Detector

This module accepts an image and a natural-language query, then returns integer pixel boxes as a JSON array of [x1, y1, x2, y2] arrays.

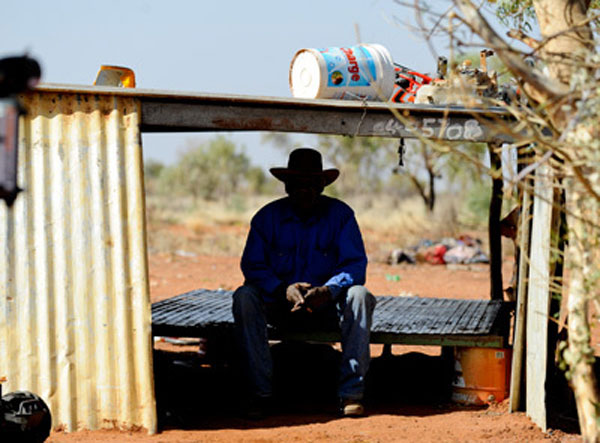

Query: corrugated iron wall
[[0, 91, 156, 433]]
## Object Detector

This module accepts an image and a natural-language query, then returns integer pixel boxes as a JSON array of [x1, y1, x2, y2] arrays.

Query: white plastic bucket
[[289, 44, 396, 101]]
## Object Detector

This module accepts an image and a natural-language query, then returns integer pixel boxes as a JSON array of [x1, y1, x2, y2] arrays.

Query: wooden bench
[[152, 289, 513, 348]]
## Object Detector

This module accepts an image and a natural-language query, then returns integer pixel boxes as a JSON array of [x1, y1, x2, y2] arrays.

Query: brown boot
[[339, 398, 365, 417]]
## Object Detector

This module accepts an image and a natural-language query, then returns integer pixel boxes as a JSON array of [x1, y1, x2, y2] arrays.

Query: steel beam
[[32, 84, 516, 143], [140, 97, 514, 143]]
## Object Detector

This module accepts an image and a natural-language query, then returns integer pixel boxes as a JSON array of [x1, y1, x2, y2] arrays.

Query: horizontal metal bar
[[140, 100, 515, 142], [369, 332, 506, 348], [151, 324, 505, 348], [32, 84, 516, 143]]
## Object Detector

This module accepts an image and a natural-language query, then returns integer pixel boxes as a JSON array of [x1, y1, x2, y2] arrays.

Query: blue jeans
[[232, 284, 376, 400]]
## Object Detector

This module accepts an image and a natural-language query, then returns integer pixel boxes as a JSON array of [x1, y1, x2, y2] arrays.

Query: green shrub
[[153, 136, 269, 201], [461, 181, 492, 227]]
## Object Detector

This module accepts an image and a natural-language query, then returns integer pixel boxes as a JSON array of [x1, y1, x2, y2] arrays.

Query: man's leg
[[232, 285, 273, 399], [337, 285, 376, 409]]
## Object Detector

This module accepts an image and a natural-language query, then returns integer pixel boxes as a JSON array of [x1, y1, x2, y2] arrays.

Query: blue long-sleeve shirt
[[240, 195, 367, 302]]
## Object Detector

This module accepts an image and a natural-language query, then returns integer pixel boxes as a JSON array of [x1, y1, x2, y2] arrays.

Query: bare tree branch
[[453, 0, 569, 100]]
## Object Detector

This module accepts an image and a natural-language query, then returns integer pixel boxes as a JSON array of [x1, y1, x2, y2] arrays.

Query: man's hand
[[286, 282, 311, 312], [303, 286, 332, 312]]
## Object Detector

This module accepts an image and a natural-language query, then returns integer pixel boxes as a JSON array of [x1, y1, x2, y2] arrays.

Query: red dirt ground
[[47, 253, 582, 442]]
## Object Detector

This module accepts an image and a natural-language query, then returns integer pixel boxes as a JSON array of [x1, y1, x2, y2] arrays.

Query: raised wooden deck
[[152, 289, 513, 348]]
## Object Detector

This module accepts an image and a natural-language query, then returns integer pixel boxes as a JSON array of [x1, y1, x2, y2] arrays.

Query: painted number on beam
[[373, 118, 484, 141]]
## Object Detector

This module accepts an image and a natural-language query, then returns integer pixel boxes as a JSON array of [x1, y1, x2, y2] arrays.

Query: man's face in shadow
[[285, 175, 325, 216]]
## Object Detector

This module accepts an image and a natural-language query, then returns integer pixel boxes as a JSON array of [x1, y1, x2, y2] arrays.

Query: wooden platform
[[152, 289, 513, 348]]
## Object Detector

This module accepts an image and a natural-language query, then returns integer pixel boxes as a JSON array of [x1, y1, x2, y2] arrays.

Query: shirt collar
[[280, 196, 327, 224]]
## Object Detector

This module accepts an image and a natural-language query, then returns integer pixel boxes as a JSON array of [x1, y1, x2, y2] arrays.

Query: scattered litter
[[414, 50, 509, 106], [288, 45, 514, 107], [385, 274, 401, 282], [388, 235, 489, 266], [444, 244, 488, 265], [388, 249, 416, 265], [421, 244, 447, 265]]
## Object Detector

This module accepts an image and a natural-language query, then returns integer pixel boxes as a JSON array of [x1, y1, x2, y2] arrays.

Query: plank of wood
[[438, 298, 472, 334], [525, 163, 554, 431], [465, 300, 492, 331], [509, 185, 532, 413]]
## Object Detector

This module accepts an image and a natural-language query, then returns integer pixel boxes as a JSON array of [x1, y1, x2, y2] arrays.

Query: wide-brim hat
[[270, 147, 339, 186]]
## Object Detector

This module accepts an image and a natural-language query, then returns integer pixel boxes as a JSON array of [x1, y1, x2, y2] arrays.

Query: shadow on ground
[[152, 341, 588, 434], [153, 341, 478, 431]]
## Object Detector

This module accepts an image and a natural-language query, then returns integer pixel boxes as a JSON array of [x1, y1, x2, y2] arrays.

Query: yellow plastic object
[[94, 65, 136, 88], [451, 347, 512, 405]]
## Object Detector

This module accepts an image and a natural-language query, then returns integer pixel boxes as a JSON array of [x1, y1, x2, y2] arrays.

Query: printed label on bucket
[[320, 46, 377, 88]]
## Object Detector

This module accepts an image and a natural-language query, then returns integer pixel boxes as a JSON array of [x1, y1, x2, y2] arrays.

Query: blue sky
[[2, 0, 479, 170]]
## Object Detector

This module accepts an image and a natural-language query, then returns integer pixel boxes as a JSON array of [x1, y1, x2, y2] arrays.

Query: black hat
[[270, 147, 339, 186]]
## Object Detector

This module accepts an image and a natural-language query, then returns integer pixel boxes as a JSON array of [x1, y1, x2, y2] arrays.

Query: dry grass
[[146, 194, 268, 256], [349, 194, 475, 260], [145, 192, 487, 260]]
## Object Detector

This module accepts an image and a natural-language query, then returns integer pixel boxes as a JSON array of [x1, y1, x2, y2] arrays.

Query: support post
[[488, 142, 504, 300], [509, 178, 533, 412], [525, 163, 554, 431], [509, 144, 534, 412]]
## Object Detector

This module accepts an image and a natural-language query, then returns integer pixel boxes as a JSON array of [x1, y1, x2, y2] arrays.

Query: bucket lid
[[289, 49, 322, 99]]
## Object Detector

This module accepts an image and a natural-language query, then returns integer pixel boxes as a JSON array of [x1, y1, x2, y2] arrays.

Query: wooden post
[[509, 144, 534, 413], [509, 182, 532, 412], [525, 163, 554, 431], [488, 142, 504, 300]]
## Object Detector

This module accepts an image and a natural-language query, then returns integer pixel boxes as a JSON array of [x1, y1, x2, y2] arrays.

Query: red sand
[[46, 254, 581, 442]]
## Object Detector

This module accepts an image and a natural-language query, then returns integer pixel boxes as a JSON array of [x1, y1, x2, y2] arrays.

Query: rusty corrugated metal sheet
[[0, 91, 156, 433]]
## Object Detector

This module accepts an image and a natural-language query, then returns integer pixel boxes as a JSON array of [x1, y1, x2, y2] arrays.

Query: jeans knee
[[346, 285, 376, 311]]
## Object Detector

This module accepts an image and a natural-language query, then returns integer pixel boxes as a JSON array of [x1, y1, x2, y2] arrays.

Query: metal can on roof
[[289, 44, 395, 101]]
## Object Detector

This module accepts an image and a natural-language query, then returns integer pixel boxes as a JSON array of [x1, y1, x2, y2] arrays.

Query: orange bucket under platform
[[451, 347, 512, 405]]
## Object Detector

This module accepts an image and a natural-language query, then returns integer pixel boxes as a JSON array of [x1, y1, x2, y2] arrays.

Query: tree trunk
[[566, 182, 600, 441], [454, 0, 597, 437], [533, 0, 593, 82], [532, 1, 598, 440], [533, 0, 593, 126]]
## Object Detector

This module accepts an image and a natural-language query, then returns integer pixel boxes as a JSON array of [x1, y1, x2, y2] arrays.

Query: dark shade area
[[153, 342, 456, 430]]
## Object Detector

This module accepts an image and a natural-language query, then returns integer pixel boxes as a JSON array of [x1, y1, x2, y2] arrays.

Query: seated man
[[232, 147, 376, 418]]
